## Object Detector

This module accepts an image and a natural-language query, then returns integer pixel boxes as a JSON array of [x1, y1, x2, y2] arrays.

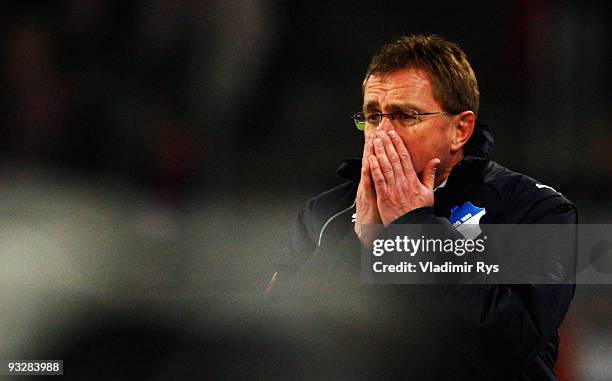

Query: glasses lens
[[353, 113, 366, 131], [398, 111, 419, 127]]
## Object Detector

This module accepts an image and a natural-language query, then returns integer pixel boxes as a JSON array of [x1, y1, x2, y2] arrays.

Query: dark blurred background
[[0, 1, 611, 380]]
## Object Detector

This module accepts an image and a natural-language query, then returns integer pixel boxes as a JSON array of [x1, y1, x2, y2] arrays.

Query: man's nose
[[377, 115, 395, 133]]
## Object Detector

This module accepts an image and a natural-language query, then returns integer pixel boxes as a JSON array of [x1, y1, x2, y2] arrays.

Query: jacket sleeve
[[266, 198, 318, 296], [392, 201, 576, 380]]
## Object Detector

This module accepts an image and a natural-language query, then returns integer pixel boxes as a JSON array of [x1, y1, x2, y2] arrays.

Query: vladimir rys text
[[370, 235, 499, 275]]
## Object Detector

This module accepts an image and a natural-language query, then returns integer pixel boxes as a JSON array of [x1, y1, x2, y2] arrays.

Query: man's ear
[[450, 111, 475, 153]]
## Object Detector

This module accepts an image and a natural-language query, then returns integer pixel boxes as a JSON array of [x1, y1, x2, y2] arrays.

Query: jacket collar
[[434, 122, 493, 216]]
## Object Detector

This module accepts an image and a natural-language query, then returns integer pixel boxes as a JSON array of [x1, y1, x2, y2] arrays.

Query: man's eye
[[366, 113, 380, 123], [401, 112, 418, 120]]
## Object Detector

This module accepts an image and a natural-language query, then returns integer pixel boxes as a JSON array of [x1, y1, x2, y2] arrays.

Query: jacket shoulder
[[482, 161, 575, 223], [301, 181, 356, 237]]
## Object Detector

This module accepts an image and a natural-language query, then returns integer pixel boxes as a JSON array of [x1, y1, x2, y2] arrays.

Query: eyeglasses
[[350, 110, 454, 131]]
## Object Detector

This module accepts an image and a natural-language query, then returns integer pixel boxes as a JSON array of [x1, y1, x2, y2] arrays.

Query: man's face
[[362, 67, 456, 177]]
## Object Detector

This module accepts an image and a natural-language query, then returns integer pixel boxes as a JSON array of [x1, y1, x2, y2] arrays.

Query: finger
[[380, 131, 405, 180], [388, 130, 415, 178], [361, 135, 375, 182], [361, 149, 376, 197], [364, 135, 375, 167], [360, 136, 371, 178], [421, 158, 440, 191], [366, 134, 375, 157], [373, 134, 395, 188], [368, 155, 387, 196], [362, 134, 373, 161], [361, 137, 376, 180]]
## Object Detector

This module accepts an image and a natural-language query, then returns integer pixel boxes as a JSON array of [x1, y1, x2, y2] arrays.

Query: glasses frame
[[350, 110, 455, 131]]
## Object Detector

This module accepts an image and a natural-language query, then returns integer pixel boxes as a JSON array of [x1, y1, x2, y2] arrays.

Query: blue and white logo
[[450, 201, 486, 239]]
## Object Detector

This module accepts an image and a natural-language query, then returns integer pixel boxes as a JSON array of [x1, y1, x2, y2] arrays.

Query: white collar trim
[[435, 180, 448, 191]]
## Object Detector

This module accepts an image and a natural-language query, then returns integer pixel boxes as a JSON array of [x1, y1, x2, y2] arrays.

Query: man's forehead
[[364, 68, 432, 91], [362, 68, 434, 107]]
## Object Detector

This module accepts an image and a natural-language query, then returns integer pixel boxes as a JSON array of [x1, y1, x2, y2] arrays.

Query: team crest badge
[[450, 201, 486, 239]]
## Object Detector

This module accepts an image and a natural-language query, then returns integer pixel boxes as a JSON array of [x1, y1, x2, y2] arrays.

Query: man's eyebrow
[[389, 102, 421, 111], [363, 101, 379, 111]]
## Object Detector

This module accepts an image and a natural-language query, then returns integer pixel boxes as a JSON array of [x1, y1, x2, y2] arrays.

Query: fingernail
[[377, 131, 385, 138], [388, 130, 396, 137], [374, 138, 382, 146]]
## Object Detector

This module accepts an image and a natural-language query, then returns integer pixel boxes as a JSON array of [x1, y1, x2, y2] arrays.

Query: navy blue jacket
[[271, 123, 576, 381]]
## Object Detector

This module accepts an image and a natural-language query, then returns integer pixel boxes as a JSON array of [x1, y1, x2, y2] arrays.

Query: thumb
[[422, 158, 440, 190]]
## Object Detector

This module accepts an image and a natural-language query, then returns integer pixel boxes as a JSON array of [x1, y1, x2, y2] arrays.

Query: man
[[269, 35, 576, 380]]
